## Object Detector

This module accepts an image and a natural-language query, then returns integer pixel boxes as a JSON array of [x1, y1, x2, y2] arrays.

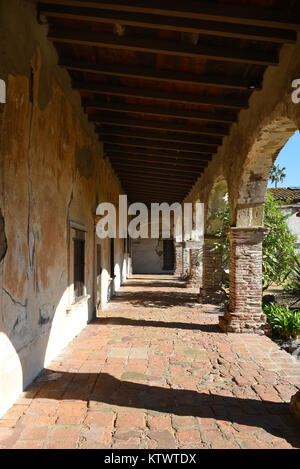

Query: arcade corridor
[[0, 275, 299, 449]]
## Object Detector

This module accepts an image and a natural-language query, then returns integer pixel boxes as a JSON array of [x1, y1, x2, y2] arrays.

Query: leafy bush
[[263, 194, 297, 290], [285, 254, 300, 298], [263, 303, 300, 339]]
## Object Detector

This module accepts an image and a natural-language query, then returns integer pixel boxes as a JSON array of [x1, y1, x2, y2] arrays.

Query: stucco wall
[[132, 239, 173, 274], [0, 0, 127, 417]]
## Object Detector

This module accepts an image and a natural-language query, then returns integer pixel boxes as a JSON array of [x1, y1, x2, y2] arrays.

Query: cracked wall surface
[[0, 0, 127, 417]]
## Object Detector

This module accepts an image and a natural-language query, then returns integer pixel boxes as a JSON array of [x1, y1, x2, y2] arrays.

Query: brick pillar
[[219, 227, 269, 334], [186, 248, 202, 287], [174, 243, 183, 277]]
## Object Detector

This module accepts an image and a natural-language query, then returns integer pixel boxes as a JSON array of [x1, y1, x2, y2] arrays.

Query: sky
[[268, 130, 300, 188]]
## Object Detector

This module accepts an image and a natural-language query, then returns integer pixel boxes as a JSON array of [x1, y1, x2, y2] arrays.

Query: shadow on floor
[[97, 317, 221, 333], [35, 370, 300, 448], [124, 281, 188, 288], [111, 291, 199, 308]]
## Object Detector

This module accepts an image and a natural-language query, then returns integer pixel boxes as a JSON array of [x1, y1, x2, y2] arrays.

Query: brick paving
[[0, 275, 299, 449]]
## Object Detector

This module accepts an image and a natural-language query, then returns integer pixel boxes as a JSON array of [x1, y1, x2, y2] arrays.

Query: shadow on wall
[[0, 258, 123, 418], [0, 283, 86, 418]]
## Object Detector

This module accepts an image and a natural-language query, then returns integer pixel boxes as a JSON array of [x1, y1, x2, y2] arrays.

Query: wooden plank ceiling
[[38, 0, 300, 204]]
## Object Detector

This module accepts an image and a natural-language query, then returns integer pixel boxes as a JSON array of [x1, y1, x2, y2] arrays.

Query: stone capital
[[226, 226, 270, 243], [184, 240, 203, 249]]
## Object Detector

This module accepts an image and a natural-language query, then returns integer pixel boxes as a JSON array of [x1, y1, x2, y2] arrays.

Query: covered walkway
[[0, 275, 299, 449]]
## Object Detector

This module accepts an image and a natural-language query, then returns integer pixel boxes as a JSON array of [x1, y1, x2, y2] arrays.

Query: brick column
[[198, 235, 224, 304], [186, 247, 202, 287], [219, 227, 269, 334], [174, 243, 183, 277]]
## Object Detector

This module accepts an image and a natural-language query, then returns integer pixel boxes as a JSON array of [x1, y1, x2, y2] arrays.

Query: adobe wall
[[0, 0, 126, 417]]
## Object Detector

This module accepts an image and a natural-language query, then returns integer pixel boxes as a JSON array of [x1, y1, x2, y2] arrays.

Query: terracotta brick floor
[[1, 275, 300, 449]]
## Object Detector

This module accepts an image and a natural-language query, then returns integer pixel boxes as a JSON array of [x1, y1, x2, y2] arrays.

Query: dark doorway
[[163, 240, 174, 271]]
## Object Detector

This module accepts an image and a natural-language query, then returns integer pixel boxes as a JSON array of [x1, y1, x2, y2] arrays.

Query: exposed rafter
[[70, 68, 254, 94], [99, 128, 222, 147], [92, 116, 229, 136], [105, 147, 211, 162], [108, 159, 204, 175], [84, 100, 236, 124], [102, 139, 215, 155], [39, 0, 298, 204], [38, 3, 297, 43], [49, 27, 278, 66], [115, 170, 195, 182], [38, 1, 300, 30]]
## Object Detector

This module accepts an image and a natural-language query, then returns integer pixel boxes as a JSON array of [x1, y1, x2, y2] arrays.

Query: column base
[[290, 391, 300, 425], [198, 288, 226, 305], [219, 310, 270, 335]]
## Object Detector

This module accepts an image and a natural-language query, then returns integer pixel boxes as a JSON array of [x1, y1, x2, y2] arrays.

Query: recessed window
[[73, 229, 85, 302], [110, 238, 115, 278]]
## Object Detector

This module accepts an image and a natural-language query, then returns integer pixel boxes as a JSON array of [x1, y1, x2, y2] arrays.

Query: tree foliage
[[285, 254, 300, 298], [269, 164, 286, 188]]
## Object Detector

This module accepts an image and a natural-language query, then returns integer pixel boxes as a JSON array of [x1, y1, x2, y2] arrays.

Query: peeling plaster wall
[[0, 0, 127, 417]]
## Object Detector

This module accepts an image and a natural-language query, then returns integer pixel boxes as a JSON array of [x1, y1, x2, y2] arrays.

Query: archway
[[199, 177, 229, 304]]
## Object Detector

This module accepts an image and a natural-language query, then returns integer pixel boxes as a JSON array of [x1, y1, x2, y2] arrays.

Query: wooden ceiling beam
[[39, 1, 300, 30], [109, 160, 203, 175], [38, 4, 297, 43], [109, 159, 206, 171], [124, 184, 189, 199], [48, 28, 278, 66], [106, 148, 210, 163], [125, 189, 186, 196], [92, 116, 228, 136], [122, 186, 189, 197], [115, 171, 195, 184], [117, 171, 195, 183], [84, 100, 236, 124], [70, 68, 253, 94], [103, 139, 215, 155], [125, 187, 186, 195], [99, 128, 221, 147]]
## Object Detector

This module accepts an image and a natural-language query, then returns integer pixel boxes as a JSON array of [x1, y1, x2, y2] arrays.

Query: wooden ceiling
[[38, 0, 300, 204]]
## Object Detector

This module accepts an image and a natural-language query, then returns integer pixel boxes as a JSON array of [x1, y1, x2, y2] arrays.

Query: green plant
[[285, 254, 300, 298], [215, 202, 230, 271], [262, 194, 296, 290], [263, 303, 300, 340], [269, 164, 286, 188]]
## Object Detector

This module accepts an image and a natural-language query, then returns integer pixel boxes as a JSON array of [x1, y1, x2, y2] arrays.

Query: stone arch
[[199, 176, 228, 304], [220, 106, 299, 333], [233, 116, 298, 227], [205, 176, 229, 235]]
